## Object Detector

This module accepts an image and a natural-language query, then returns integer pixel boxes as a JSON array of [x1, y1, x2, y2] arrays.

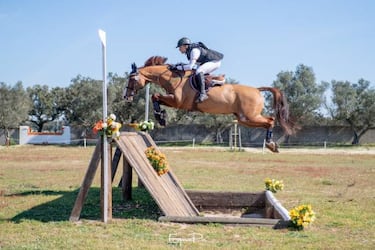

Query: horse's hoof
[[265, 142, 279, 153], [160, 119, 166, 126]]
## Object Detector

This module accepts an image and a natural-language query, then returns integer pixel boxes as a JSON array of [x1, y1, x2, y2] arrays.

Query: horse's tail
[[258, 87, 296, 135]]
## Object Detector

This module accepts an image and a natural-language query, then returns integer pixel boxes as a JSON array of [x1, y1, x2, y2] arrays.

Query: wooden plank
[[69, 140, 101, 221], [143, 133, 198, 214], [126, 135, 188, 216], [159, 216, 280, 227], [114, 132, 199, 217], [140, 134, 199, 216], [186, 190, 265, 209], [122, 157, 132, 201], [111, 147, 122, 181]]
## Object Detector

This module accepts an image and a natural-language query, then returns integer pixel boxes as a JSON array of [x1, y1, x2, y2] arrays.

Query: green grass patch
[[0, 145, 374, 249]]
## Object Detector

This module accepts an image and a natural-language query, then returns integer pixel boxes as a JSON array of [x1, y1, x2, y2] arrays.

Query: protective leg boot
[[196, 72, 208, 103]]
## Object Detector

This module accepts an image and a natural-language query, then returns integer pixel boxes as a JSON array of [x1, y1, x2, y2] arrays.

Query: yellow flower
[[289, 204, 316, 230], [264, 178, 283, 193]]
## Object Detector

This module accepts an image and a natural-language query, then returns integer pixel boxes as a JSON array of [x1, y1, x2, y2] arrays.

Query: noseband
[[125, 72, 139, 98]]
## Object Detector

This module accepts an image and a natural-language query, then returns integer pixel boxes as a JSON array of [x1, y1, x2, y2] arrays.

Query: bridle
[[124, 63, 184, 100], [125, 73, 138, 98], [123, 63, 139, 100]]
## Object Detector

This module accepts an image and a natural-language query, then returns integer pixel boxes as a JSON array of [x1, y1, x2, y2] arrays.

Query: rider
[[175, 37, 224, 103]]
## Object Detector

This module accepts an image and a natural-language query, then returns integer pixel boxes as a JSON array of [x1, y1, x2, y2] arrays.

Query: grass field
[[0, 144, 374, 249]]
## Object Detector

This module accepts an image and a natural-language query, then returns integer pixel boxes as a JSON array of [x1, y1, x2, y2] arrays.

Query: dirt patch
[[291, 166, 332, 178]]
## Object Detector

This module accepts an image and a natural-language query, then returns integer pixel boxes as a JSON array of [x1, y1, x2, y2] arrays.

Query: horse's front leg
[[151, 93, 177, 126]]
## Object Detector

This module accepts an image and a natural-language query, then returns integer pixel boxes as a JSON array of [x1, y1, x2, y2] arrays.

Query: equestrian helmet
[[176, 37, 191, 48]]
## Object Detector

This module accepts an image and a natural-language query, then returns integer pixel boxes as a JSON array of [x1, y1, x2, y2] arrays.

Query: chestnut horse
[[123, 56, 295, 152]]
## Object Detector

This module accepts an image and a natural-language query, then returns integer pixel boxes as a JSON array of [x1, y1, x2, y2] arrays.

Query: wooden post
[[101, 140, 112, 222], [111, 147, 122, 181], [122, 158, 133, 201], [70, 139, 102, 221]]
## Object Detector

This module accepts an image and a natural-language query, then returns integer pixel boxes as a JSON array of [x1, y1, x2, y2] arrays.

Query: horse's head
[[123, 56, 171, 102], [123, 63, 146, 102]]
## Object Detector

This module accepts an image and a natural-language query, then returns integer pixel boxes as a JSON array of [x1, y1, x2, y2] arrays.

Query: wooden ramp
[[115, 132, 199, 217]]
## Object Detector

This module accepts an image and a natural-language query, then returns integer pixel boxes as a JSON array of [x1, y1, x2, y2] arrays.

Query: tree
[[64, 75, 103, 132], [272, 64, 328, 126], [27, 85, 66, 132], [0, 82, 30, 143], [329, 79, 375, 144]]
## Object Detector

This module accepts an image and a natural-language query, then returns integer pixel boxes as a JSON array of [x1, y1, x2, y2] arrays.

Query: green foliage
[[65, 75, 103, 130], [108, 72, 155, 124], [0, 81, 30, 131], [26, 84, 67, 132], [329, 79, 375, 144], [272, 64, 329, 125]]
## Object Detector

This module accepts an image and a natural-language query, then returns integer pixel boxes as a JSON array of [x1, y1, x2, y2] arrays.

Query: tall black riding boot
[[196, 72, 208, 103]]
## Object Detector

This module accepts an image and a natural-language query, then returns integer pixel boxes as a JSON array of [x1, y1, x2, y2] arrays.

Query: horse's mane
[[144, 56, 168, 67]]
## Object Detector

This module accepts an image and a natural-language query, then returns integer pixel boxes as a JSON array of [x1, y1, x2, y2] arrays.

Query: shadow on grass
[[10, 187, 161, 223]]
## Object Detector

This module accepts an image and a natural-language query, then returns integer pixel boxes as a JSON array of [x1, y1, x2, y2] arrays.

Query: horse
[[123, 56, 296, 152]]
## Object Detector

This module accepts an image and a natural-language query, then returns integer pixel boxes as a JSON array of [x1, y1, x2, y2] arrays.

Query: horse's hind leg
[[236, 113, 274, 129], [236, 114, 279, 153]]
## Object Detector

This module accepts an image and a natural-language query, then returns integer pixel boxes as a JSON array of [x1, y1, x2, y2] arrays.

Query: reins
[[140, 66, 186, 92]]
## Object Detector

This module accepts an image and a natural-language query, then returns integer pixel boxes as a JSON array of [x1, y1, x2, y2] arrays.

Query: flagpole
[[98, 29, 109, 223]]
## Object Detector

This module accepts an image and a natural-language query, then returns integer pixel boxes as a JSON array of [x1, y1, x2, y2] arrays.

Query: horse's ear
[[131, 63, 137, 73], [162, 57, 168, 64]]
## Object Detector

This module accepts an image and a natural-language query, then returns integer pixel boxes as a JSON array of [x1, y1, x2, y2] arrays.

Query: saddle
[[189, 74, 226, 92]]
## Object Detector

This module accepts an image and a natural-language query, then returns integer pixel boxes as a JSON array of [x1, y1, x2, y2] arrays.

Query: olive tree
[[0, 82, 30, 143], [328, 79, 375, 144]]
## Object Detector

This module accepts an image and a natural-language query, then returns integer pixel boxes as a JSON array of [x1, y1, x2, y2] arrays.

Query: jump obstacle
[[229, 120, 242, 151], [70, 132, 290, 227]]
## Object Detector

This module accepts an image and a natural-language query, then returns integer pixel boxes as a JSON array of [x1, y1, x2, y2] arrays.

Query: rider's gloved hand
[[169, 64, 177, 71]]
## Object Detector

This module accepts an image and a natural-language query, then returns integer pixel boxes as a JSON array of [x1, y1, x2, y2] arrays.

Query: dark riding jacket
[[186, 42, 224, 64]]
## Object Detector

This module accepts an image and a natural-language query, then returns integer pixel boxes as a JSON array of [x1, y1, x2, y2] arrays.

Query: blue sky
[[1, 0, 374, 89]]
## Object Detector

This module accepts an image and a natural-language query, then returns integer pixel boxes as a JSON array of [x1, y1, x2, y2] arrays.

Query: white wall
[[19, 126, 71, 145]]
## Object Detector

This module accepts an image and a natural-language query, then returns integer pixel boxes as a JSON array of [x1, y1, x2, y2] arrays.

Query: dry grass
[[0, 145, 374, 249]]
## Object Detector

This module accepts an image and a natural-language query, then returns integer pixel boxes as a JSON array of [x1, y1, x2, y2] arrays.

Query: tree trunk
[[5, 129, 10, 146], [216, 128, 224, 144], [353, 127, 370, 145], [351, 131, 359, 145], [284, 134, 290, 144]]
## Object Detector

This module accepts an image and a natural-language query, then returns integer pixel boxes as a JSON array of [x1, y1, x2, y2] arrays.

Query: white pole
[[98, 29, 108, 223], [145, 84, 150, 121], [262, 139, 266, 154]]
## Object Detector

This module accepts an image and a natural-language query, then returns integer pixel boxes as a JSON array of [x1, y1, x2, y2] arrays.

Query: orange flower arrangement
[[93, 114, 122, 139], [145, 146, 169, 176]]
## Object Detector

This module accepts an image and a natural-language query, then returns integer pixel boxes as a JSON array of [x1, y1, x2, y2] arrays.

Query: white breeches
[[196, 60, 222, 74]]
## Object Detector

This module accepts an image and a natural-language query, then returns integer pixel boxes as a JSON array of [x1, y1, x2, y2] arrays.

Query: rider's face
[[178, 45, 188, 54]]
